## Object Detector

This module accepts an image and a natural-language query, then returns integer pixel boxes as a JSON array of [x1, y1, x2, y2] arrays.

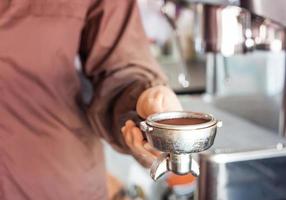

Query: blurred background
[[104, 0, 286, 199]]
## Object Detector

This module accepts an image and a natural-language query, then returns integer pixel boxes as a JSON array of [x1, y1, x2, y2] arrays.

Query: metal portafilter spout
[[140, 111, 222, 181], [150, 153, 200, 180]]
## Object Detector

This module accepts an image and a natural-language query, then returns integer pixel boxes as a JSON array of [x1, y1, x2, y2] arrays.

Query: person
[[0, 0, 182, 199]]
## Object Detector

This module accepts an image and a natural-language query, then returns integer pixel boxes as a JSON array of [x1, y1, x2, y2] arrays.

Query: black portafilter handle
[[135, 116, 147, 141], [120, 111, 147, 140]]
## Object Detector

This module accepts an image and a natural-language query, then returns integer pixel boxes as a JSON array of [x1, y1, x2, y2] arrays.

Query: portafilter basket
[[140, 111, 222, 181]]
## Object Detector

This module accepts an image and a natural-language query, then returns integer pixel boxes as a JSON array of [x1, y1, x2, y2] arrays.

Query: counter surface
[[179, 96, 285, 150]]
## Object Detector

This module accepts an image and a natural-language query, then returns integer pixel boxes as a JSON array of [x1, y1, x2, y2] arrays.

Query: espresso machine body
[[162, 0, 286, 199], [198, 147, 286, 200]]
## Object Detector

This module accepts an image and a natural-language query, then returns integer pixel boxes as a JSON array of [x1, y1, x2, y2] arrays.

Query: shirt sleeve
[[79, 0, 167, 153]]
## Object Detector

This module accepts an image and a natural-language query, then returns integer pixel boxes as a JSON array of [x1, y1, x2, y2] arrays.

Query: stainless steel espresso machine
[[158, 0, 286, 199]]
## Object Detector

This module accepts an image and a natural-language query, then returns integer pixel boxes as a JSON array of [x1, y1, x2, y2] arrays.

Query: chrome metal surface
[[139, 121, 153, 133], [241, 0, 286, 27], [239, 0, 286, 138], [165, 2, 286, 55], [197, 146, 286, 200], [169, 153, 200, 176], [144, 111, 220, 153], [206, 54, 218, 96], [160, 2, 191, 89], [166, 1, 286, 137], [150, 153, 200, 181], [193, 4, 252, 56], [192, 3, 286, 56], [141, 111, 221, 181], [150, 153, 169, 181], [168, 154, 193, 175], [250, 15, 286, 51], [281, 61, 286, 137], [167, 0, 239, 6]]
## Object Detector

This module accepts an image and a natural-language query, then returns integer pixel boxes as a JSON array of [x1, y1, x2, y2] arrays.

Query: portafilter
[[140, 111, 222, 181]]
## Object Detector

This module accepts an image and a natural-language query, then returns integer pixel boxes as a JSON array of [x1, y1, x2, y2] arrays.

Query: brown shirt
[[0, 0, 166, 199]]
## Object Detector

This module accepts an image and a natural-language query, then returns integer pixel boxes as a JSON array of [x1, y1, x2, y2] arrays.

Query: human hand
[[121, 120, 160, 168], [121, 85, 182, 168], [136, 85, 182, 118]]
